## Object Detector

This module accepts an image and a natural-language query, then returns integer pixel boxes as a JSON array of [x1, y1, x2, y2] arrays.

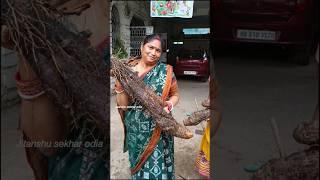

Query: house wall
[[1, 48, 19, 107], [111, 1, 151, 56]]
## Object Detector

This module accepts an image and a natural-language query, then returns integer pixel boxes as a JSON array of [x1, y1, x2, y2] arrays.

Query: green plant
[[112, 37, 128, 59]]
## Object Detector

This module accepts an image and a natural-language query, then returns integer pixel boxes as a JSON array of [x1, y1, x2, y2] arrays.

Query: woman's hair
[[142, 34, 163, 48]]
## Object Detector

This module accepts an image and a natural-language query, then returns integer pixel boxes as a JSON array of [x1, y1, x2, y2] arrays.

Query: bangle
[[114, 81, 124, 94], [166, 101, 173, 112], [115, 89, 124, 94], [17, 90, 45, 100]]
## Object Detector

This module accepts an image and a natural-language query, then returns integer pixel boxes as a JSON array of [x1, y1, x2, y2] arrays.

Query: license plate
[[236, 29, 276, 41], [184, 71, 197, 75]]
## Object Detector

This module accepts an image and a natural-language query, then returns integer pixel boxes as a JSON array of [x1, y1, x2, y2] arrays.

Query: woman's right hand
[[114, 80, 124, 94], [115, 80, 130, 112]]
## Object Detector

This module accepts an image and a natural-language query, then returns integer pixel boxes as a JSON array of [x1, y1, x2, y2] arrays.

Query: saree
[[196, 122, 210, 179], [47, 120, 108, 180], [124, 62, 176, 179]]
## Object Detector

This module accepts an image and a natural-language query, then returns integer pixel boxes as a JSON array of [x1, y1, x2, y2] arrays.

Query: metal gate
[[130, 26, 153, 57]]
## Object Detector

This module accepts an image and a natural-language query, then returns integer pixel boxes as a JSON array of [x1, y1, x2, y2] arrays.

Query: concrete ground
[[212, 46, 318, 180], [110, 78, 209, 179]]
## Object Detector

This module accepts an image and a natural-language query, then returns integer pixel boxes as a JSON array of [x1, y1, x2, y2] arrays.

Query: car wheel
[[200, 76, 208, 82], [293, 47, 311, 66]]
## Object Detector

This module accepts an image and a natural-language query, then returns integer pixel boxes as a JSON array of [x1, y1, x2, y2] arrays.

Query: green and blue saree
[[123, 61, 177, 179], [48, 120, 108, 180]]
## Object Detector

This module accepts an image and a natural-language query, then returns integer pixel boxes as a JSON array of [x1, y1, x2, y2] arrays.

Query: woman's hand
[[163, 101, 173, 113], [114, 80, 124, 94], [115, 80, 130, 112]]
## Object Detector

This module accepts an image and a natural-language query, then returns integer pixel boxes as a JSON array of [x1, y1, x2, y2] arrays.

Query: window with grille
[[130, 26, 153, 57]]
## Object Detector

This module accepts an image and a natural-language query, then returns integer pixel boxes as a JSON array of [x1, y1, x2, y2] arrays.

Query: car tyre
[[200, 76, 208, 82], [293, 47, 311, 66]]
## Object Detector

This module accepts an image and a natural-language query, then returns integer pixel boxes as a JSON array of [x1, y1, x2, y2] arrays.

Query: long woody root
[[111, 57, 193, 139], [183, 109, 210, 126], [2, 0, 109, 134], [251, 146, 319, 180]]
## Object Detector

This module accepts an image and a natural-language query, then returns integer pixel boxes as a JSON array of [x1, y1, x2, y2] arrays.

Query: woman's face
[[141, 39, 162, 65]]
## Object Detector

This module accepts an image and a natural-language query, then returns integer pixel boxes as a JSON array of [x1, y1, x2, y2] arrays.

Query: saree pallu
[[23, 119, 108, 180], [124, 62, 176, 179], [196, 122, 210, 179], [48, 120, 108, 180]]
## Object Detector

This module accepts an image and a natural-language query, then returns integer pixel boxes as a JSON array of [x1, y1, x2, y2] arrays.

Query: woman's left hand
[[163, 101, 173, 113], [163, 106, 170, 114]]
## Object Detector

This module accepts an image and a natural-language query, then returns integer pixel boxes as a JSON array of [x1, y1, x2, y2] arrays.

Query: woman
[[115, 34, 180, 179]]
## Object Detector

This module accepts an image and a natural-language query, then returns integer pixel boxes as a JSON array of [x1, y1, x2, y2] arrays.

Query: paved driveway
[[212, 46, 318, 180]]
